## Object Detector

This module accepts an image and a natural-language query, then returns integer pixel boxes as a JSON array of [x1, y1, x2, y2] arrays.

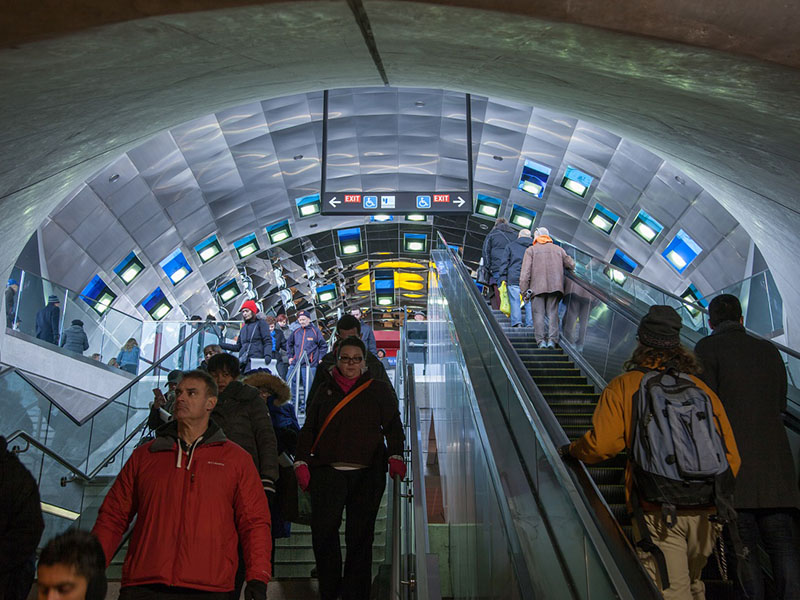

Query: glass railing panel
[[9, 269, 144, 363], [431, 244, 636, 599], [85, 394, 134, 475]]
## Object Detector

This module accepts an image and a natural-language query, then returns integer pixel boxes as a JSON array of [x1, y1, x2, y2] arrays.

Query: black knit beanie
[[638, 305, 682, 349]]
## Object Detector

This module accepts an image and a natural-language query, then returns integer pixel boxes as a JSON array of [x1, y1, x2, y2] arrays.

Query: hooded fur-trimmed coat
[[243, 371, 300, 453]]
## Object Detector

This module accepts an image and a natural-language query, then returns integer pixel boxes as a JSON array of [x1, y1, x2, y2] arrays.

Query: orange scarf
[[534, 235, 553, 245]]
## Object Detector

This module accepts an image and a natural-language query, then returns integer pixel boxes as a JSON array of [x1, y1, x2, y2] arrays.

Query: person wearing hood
[[481, 217, 517, 310], [0, 435, 44, 600], [91, 369, 271, 600], [243, 370, 300, 564], [519, 227, 575, 348], [220, 300, 273, 373], [205, 353, 279, 600], [60, 319, 90, 355], [499, 229, 534, 328], [35, 294, 61, 345]]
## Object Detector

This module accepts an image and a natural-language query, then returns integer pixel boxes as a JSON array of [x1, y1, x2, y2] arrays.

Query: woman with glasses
[[294, 336, 405, 600]]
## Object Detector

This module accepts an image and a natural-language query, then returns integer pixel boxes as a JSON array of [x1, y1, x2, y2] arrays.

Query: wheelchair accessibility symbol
[[416, 195, 431, 209], [363, 196, 378, 209]]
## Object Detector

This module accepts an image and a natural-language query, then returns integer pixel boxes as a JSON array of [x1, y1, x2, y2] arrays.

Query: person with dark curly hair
[[37, 530, 107, 600]]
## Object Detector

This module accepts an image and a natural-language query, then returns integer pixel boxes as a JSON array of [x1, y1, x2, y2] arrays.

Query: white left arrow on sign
[[329, 196, 340, 207]]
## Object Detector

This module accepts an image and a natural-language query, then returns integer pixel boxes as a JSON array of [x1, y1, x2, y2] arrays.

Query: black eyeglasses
[[338, 355, 364, 364]]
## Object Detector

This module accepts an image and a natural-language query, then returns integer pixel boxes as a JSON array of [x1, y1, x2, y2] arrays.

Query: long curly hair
[[122, 338, 138, 351], [624, 343, 702, 375]]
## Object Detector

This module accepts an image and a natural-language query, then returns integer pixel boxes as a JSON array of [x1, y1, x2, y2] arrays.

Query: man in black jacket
[[499, 228, 534, 327], [0, 435, 45, 600], [36, 294, 61, 344], [306, 315, 396, 413], [481, 218, 517, 309], [206, 352, 278, 600], [695, 294, 800, 600]]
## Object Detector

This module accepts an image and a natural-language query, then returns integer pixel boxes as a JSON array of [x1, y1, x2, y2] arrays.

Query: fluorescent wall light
[[315, 283, 337, 304], [160, 248, 193, 285], [81, 275, 117, 315], [510, 204, 537, 229], [404, 233, 428, 253], [337, 227, 363, 256], [142, 287, 172, 321], [588, 203, 620, 234], [518, 160, 552, 198], [194, 235, 222, 263], [662, 229, 702, 273], [561, 166, 594, 198], [114, 252, 144, 285], [216, 279, 241, 304], [266, 220, 293, 245], [405, 214, 427, 222], [604, 266, 627, 285], [475, 194, 502, 219], [296, 194, 321, 218], [631, 210, 664, 244], [234, 233, 260, 258]]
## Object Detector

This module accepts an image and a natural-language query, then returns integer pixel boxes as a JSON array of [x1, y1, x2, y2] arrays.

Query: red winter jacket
[[92, 421, 271, 591]]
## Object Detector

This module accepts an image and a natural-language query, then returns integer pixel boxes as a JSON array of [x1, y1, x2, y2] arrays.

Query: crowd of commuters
[[0, 304, 404, 600]]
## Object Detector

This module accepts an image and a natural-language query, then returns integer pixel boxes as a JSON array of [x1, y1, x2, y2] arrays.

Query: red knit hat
[[241, 300, 259, 315]]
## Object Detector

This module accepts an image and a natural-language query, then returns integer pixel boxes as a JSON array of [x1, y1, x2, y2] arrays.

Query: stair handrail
[[434, 230, 661, 599], [3, 324, 212, 481]]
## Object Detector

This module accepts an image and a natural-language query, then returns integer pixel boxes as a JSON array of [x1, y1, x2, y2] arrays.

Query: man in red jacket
[[92, 370, 271, 600]]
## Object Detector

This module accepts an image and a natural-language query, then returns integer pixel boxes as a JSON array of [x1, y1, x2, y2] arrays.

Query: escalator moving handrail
[[434, 231, 660, 599]]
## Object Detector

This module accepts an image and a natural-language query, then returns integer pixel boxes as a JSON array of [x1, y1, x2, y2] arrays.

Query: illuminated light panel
[[300, 203, 319, 217], [121, 266, 141, 283], [377, 297, 392, 306], [634, 222, 657, 242], [406, 214, 426, 221], [518, 160, 552, 198], [510, 204, 537, 229], [666, 250, 687, 269], [342, 244, 360, 255], [592, 214, 613, 230], [513, 214, 532, 227], [475, 194, 502, 219], [588, 203, 619, 234], [296, 194, 321, 219], [199, 246, 218, 261], [234, 233, 260, 258], [520, 180, 542, 196], [220, 288, 237, 302], [40, 502, 79, 521], [318, 291, 335, 302], [605, 267, 627, 285], [238, 244, 257, 257], [154, 304, 171, 319], [478, 203, 499, 216], [170, 266, 189, 284], [271, 231, 289, 242], [563, 179, 587, 196], [372, 214, 392, 222], [408, 241, 424, 251]]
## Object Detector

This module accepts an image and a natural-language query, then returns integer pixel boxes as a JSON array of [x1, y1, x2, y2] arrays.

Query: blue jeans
[[508, 284, 532, 327], [734, 509, 800, 600]]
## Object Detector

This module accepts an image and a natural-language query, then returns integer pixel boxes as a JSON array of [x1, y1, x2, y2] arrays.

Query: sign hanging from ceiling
[[321, 191, 473, 215]]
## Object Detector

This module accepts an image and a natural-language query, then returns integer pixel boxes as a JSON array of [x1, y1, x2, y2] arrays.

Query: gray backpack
[[630, 367, 741, 591], [631, 368, 733, 508]]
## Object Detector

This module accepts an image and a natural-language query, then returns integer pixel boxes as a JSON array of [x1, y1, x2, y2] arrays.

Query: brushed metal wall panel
[[86, 155, 139, 201], [52, 185, 103, 234]]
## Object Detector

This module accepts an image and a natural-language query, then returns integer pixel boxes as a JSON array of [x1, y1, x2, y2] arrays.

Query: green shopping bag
[[499, 281, 511, 316]]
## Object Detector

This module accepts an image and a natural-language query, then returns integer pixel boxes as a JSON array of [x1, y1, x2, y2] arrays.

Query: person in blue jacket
[[349, 307, 377, 355], [287, 310, 327, 410], [220, 299, 273, 373], [116, 338, 140, 374], [35, 295, 61, 344]]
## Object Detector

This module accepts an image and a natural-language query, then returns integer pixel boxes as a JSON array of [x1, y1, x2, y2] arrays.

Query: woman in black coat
[[293, 337, 405, 600]]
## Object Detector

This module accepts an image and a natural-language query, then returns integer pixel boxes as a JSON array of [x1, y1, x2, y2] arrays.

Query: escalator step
[[538, 384, 597, 395], [584, 467, 624, 484], [528, 368, 583, 378], [531, 375, 588, 385], [595, 484, 626, 504], [550, 405, 596, 416]]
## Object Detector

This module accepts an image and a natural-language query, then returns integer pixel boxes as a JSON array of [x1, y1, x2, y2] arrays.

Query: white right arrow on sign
[[455, 196, 465, 207]]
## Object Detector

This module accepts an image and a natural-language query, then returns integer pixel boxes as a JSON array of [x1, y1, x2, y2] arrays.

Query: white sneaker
[[546, 340, 555, 348], [538, 341, 547, 348]]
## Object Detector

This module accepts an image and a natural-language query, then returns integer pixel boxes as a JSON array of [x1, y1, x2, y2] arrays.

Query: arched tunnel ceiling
[[1, 2, 799, 338], [39, 87, 756, 326]]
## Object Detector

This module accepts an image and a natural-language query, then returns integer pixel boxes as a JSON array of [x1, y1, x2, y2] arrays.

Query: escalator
[[427, 233, 800, 599]]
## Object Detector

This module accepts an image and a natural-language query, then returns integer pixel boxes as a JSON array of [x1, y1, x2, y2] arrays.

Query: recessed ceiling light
[[309, 223, 318, 228], [415, 101, 425, 107], [492, 155, 503, 161], [675, 175, 686, 185], [293, 154, 303, 160], [108, 174, 120, 182]]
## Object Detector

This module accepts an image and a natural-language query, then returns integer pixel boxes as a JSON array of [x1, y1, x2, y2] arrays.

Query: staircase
[[492, 309, 735, 599]]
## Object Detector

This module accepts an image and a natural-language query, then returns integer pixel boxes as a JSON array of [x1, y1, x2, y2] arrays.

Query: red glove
[[295, 463, 310, 491], [388, 457, 406, 480]]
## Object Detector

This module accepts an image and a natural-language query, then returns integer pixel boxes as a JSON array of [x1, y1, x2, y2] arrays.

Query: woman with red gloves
[[294, 336, 405, 600]]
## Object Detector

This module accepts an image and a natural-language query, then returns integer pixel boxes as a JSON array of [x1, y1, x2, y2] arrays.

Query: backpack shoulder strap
[[310, 380, 373, 455]]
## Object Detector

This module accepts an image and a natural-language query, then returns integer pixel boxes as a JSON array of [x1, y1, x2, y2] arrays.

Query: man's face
[[204, 347, 219, 361], [336, 327, 359, 342], [37, 563, 88, 600], [350, 308, 362, 320], [241, 308, 254, 321], [298, 315, 311, 327], [209, 369, 235, 394], [276, 316, 287, 327], [173, 377, 217, 422]]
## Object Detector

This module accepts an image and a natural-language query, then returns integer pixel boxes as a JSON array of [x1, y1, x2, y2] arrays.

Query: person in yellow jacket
[[564, 305, 740, 600]]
